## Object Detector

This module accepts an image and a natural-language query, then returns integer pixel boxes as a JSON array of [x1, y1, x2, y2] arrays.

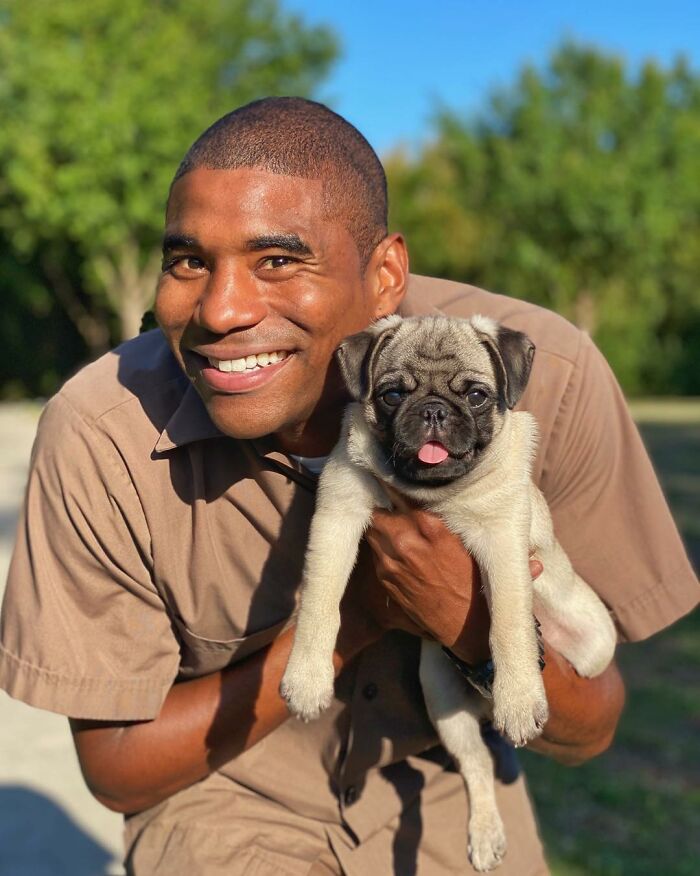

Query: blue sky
[[284, 0, 700, 156]]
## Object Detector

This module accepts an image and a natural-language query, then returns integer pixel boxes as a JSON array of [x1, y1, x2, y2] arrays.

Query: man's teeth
[[208, 350, 288, 373]]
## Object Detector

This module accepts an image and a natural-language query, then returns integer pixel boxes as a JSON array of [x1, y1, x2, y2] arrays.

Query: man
[[1, 98, 697, 875]]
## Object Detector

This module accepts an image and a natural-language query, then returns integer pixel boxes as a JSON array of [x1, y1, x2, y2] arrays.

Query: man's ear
[[365, 233, 409, 319], [471, 316, 535, 409], [336, 316, 402, 402]]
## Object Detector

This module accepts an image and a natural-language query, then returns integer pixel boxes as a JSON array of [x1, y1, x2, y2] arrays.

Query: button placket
[[362, 682, 378, 701], [337, 653, 378, 819]]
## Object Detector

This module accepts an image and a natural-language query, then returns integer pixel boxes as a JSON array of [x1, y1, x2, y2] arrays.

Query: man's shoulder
[[54, 330, 186, 436], [405, 275, 583, 365]]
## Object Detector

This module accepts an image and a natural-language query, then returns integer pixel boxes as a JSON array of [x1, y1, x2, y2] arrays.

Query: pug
[[280, 314, 617, 871]]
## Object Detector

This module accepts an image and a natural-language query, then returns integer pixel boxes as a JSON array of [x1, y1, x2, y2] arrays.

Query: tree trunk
[[41, 253, 111, 356], [94, 239, 162, 342], [573, 290, 597, 336]]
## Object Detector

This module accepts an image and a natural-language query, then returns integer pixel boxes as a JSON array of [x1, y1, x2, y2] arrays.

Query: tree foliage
[[2, 32, 698, 398], [0, 0, 337, 369], [387, 43, 700, 394]]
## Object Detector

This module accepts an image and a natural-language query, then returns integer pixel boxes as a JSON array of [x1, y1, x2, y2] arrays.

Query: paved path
[[0, 404, 124, 876]]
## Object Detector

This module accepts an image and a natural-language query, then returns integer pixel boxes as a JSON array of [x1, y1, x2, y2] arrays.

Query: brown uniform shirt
[[1, 276, 697, 876]]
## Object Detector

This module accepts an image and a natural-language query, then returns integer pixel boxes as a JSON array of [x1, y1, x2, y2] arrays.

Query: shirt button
[[362, 682, 379, 701], [344, 786, 358, 806]]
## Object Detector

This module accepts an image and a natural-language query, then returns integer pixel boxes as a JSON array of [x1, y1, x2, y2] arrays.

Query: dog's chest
[[430, 480, 526, 545]]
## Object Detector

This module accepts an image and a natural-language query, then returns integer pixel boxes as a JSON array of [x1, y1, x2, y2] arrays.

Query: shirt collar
[[152, 383, 315, 490], [153, 381, 224, 453]]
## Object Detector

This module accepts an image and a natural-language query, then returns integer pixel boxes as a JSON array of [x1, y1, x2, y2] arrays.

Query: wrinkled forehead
[[376, 318, 495, 384]]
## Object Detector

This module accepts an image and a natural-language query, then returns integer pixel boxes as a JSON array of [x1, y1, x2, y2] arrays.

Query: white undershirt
[[289, 454, 329, 476]]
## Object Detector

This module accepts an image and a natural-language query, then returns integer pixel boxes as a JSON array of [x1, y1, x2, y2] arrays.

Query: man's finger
[[365, 522, 396, 554]]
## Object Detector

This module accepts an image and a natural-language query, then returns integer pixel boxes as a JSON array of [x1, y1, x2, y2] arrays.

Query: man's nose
[[195, 265, 267, 334]]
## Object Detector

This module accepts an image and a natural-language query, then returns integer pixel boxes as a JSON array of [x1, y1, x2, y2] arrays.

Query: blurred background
[[0, 1, 697, 874]]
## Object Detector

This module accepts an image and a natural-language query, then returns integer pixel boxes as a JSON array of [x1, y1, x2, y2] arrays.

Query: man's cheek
[[155, 281, 193, 325]]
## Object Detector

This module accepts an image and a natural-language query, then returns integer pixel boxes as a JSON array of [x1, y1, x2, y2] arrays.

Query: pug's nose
[[422, 400, 449, 428]]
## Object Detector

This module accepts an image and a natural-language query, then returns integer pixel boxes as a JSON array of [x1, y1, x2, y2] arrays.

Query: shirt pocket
[[173, 615, 292, 679], [127, 825, 316, 876]]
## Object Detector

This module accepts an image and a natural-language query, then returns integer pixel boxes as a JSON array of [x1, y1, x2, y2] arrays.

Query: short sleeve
[[543, 333, 698, 641], [0, 395, 181, 720]]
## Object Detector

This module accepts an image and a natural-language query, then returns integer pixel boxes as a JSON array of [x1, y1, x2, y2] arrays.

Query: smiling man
[[1, 98, 697, 876], [158, 157, 402, 452]]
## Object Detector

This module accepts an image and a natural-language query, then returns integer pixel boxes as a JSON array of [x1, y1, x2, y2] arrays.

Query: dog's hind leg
[[280, 456, 380, 721], [420, 641, 506, 872], [529, 486, 617, 677]]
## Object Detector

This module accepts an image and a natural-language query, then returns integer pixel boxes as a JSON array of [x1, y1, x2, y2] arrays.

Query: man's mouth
[[206, 350, 289, 373], [193, 348, 295, 394]]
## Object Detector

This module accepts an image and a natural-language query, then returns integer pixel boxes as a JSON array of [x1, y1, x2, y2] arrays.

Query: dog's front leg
[[475, 535, 549, 747], [280, 458, 379, 721], [420, 641, 506, 871]]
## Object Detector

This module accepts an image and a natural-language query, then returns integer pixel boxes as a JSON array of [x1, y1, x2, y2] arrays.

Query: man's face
[[156, 167, 388, 449]]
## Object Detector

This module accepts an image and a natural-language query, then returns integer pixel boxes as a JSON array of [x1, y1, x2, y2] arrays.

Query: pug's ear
[[471, 316, 535, 409], [336, 316, 402, 402]]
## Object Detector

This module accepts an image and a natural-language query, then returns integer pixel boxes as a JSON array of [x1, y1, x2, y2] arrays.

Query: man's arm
[[70, 628, 297, 814], [70, 612, 377, 814], [528, 645, 624, 764]]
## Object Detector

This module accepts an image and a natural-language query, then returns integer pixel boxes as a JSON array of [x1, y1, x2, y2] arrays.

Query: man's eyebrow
[[245, 234, 313, 255], [162, 233, 200, 254]]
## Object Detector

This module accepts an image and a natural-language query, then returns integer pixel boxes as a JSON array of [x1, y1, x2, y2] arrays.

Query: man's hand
[[366, 505, 491, 662], [356, 498, 542, 665]]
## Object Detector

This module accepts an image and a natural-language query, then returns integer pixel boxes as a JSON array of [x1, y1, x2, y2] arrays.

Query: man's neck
[[272, 363, 353, 457], [272, 391, 349, 457], [273, 418, 341, 458]]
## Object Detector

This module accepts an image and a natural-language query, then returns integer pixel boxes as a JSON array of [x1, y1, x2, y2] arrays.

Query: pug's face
[[337, 315, 535, 485]]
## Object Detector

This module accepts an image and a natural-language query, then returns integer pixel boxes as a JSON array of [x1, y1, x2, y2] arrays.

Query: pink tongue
[[418, 441, 449, 465]]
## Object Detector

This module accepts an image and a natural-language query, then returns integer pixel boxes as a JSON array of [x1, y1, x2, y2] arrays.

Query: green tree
[[387, 43, 700, 394], [0, 0, 337, 352]]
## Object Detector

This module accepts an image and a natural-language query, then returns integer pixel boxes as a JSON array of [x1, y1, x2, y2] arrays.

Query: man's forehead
[[167, 166, 323, 215], [165, 166, 337, 247]]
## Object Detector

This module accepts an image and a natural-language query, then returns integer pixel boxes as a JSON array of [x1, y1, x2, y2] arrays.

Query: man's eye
[[164, 256, 205, 273], [382, 390, 404, 406], [183, 257, 205, 270], [262, 255, 296, 269], [467, 389, 489, 408]]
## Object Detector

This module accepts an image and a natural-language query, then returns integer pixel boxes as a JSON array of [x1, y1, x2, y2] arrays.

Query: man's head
[[172, 97, 388, 268], [156, 98, 408, 453]]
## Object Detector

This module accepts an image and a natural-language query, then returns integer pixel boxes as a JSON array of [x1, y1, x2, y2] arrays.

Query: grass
[[521, 399, 700, 876]]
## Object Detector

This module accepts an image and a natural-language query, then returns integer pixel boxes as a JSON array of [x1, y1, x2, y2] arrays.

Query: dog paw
[[491, 676, 549, 747], [468, 812, 507, 871], [279, 661, 335, 722]]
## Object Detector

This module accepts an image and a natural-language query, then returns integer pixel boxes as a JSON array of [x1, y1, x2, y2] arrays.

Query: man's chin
[[203, 395, 291, 441]]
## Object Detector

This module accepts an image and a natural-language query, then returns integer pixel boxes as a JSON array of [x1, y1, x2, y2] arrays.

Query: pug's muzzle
[[386, 393, 483, 483]]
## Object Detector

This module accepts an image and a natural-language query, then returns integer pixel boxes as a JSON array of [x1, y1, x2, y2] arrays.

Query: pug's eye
[[382, 390, 404, 406], [467, 389, 489, 408]]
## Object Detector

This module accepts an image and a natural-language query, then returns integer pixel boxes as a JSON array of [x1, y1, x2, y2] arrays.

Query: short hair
[[173, 97, 388, 268]]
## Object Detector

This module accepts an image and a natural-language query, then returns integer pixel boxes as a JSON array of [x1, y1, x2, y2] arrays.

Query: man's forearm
[[527, 643, 625, 764], [71, 624, 373, 814], [71, 627, 297, 813]]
